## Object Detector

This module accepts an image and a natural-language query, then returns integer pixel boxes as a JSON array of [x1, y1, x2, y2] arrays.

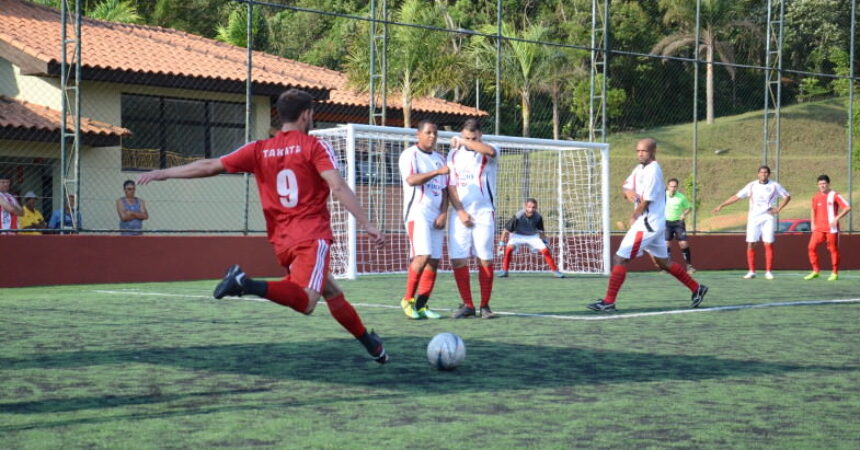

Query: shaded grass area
[[1, 272, 859, 448]]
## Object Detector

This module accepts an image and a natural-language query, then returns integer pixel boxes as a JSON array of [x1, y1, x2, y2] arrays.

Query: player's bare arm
[[713, 195, 739, 214], [321, 170, 385, 247], [622, 188, 639, 204], [832, 203, 852, 227], [0, 196, 23, 215], [137, 158, 225, 185], [771, 195, 791, 215], [447, 184, 474, 227], [434, 190, 449, 229], [405, 165, 449, 187], [450, 136, 496, 157]]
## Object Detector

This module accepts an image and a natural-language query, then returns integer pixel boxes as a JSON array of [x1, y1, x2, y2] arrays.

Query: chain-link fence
[[0, 0, 856, 234]]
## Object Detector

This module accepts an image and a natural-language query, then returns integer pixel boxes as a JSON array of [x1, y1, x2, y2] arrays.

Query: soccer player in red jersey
[[805, 174, 851, 281], [137, 89, 390, 364]]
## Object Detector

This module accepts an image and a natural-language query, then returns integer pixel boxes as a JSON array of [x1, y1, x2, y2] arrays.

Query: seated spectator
[[20, 191, 47, 235], [48, 194, 83, 232], [116, 180, 148, 235], [0, 173, 23, 234]]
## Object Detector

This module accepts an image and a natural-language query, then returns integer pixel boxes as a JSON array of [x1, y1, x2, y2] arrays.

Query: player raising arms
[[137, 89, 389, 364], [447, 119, 499, 319], [398, 120, 449, 320], [587, 138, 708, 312], [805, 174, 851, 281], [713, 165, 790, 280]]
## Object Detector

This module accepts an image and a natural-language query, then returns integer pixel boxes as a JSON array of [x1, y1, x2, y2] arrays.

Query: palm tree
[[215, 4, 270, 51], [470, 21, 550, 137], [652, 0, 758, 124], [344, 0, 464, 128], [88, 0, 141, 23]]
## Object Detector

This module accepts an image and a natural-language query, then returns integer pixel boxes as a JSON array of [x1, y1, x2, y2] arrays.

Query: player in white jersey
[[588, 138, 708, 312], [446, 119, 499, 319], [713, 166, 791, 280], [398, 120, 449, 320]]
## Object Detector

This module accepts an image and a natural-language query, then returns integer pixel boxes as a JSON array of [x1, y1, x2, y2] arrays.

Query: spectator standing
[[0, 174, 23, 234], [19, 191, 46, 235], [117, 180, 148, 235]]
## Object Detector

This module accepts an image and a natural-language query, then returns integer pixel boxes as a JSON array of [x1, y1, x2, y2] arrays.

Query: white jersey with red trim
[[624, 160, 666, 229], [0, 192, 19, 231], [446, 144, 499, 215], [736, 180, 790, 220], [399, 145, 448, 222]]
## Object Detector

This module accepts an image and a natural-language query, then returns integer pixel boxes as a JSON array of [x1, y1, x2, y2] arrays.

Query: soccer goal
[[311, 123, 610, 278]]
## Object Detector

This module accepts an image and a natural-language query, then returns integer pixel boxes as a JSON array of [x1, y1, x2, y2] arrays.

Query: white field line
[[92, 289, 860, 321]]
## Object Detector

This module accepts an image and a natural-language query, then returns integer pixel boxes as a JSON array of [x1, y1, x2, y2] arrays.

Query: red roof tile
[[0, 0, 485, 118], [0, 95, 129, 136]]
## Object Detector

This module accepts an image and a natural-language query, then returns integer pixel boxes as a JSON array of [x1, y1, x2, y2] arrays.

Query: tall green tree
[[215, 3, 270, 51], [88, 0, 141, 23], [470, 21, 550, 137], [651, 0, 758, 124], [344, 0, 463, 128]]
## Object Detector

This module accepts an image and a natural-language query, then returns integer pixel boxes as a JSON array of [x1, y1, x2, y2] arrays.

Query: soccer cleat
[[497, 270, 509, 278], [803, 272, 820, 280], [686, 265, 696, 275], [691, 284, 708, 308], [417, 306, 443, 319], [827, 273, 839, 281], [552, 271, 565, 278], [213, 264, 245, 299], [586, 299, 616, 312], [400, 298, 421, 320], [453, 304, 476, 319], [764, 272, 774, 280], [742, 272, 756, 279], [479, 306, 496, 319], [363, 330, 389, 364]]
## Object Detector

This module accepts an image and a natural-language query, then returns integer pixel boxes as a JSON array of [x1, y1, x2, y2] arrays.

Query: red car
[[777, 219, 811, 234]]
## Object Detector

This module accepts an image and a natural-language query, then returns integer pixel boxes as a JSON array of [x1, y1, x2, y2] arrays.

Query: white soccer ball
[[426, 332, 466, 370]]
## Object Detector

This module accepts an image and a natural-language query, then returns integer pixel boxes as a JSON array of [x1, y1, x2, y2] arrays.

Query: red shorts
[[276, 239, 331, 293]]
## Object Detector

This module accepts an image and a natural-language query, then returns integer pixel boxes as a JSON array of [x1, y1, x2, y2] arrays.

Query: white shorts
[[448, 210, 495, 261], [406, 219, 444, 259], [746, 214, 776, 243], [616, 217, 668, 259], [507, 233, 547, 252]]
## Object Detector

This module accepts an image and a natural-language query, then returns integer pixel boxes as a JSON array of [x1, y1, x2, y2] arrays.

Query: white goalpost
[[311, 123, 611, 279]]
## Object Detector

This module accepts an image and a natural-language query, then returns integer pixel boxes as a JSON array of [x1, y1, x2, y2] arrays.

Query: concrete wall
[[2, 233, 858, 288]]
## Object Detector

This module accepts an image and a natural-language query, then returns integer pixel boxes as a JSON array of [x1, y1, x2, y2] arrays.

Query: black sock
[[682, 247, 691, 264], [415, 294, 430, 309], [667, 246, 672, 258], [242, 278, 267, 297]]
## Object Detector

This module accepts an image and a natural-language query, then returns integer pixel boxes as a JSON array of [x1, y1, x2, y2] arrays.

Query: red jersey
[[811, 190, 850, 233], [221, 130, 338, 254]]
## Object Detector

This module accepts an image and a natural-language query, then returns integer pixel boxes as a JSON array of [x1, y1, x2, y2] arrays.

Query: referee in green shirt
[[665, 178, 695, 274]]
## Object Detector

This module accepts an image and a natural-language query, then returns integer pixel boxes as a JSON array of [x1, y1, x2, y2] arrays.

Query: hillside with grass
[[605, 98, 857, 232]]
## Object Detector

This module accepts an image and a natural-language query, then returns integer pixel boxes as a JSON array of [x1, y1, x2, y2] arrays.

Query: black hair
[[525, 197, 538, 205], [461, 118, 481, 133], [758, 165, 771, 174], [668, 178, 679, 185], [817, 174, 830, 183], [415, 119, 437, 132], [276, 89, 314, 123], [123, 179, 135, 188]]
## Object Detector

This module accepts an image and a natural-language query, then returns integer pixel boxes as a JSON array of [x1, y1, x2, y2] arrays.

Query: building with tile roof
[[0, 0, 485, 233]]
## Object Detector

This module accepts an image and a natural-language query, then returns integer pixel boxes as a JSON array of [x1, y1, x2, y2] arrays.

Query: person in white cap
[[20, 191, 47, 235]]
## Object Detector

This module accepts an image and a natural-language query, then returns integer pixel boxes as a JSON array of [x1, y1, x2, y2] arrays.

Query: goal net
[[311, 124, 610, 278]]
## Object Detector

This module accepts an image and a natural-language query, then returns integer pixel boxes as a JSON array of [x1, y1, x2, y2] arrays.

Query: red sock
[[503, 246, 513, 271], [404, 267, 420, 300], [417, 269, 437, 299], [540, 248, 559, 272], [808, 242, 820, 273], [453, 267, 474, 308], [747, 248, 756, 272], [265, 280, 310, 313], [764, 243, 774, 272], [604, 265, 627, 304], [668, 262, 699, 293], [325, 293, 366, 338], [478, 264, 494, 308]]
